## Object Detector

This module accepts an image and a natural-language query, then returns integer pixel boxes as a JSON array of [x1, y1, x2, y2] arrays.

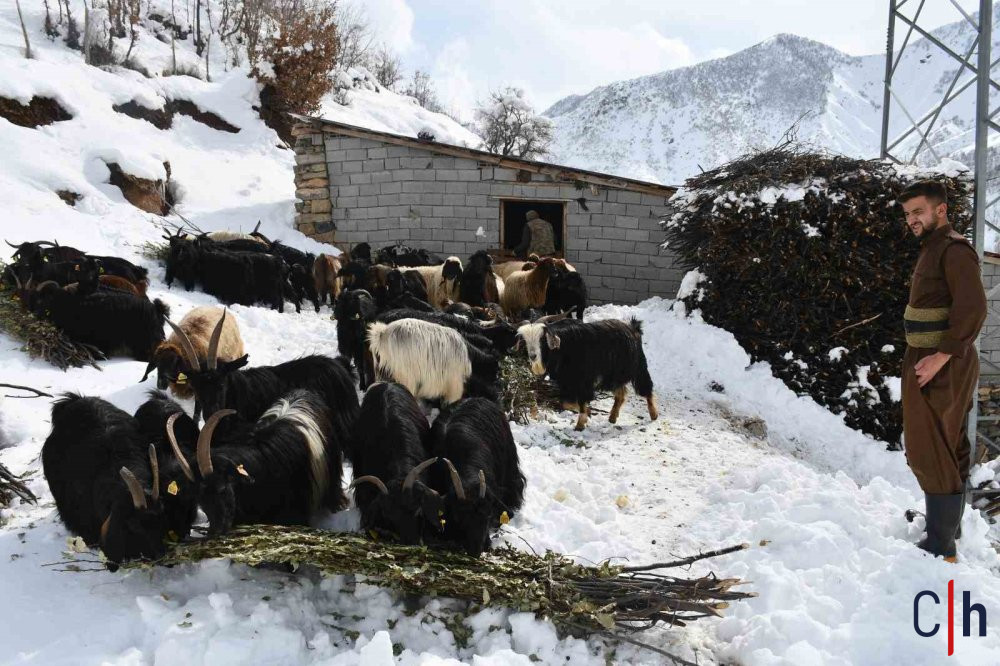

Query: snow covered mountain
[[545, 7, 1000, 187]]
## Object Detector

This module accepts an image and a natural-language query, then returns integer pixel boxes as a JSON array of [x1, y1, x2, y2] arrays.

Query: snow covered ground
[[2, 3, 1000, 665]]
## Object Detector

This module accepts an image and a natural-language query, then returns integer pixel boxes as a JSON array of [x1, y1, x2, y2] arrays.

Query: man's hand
[[915, 352, 952, 388]]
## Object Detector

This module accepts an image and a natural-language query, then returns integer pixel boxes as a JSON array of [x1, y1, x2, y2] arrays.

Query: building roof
[[290, 114, 677, 197]]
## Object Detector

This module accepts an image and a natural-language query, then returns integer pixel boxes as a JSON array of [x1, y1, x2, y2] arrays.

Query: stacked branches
[[662, 147, 972, 444], [0, 460, 35, 507], [139, 525, 753, 634], [0, 266, 104, 370]]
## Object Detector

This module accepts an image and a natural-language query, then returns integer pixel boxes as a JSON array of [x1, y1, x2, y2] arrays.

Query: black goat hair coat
[[33, 286, 167, 361], [542, 318, 654, 405], [42, 395, 154, 544], [428, 398, 525, 555]]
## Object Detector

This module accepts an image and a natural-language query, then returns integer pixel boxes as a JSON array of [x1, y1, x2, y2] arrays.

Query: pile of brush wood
[[134, 525, 754, 640], [0, 266, 104, 370], [662, 145, 973, 444], [0, 460, 35, 507]]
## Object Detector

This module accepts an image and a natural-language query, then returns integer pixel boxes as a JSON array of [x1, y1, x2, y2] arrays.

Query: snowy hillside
[[545, 7, 1000, 188], [2, 3, 1000, 665]]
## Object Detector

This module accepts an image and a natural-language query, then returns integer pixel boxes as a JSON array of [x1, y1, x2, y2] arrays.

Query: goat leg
[[574, 403, 589, 431], [609, 387, 627, 424], [647, 394, 659, 421]]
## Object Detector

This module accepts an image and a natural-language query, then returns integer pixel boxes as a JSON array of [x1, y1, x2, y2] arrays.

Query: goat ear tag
[[236, 464, 250, 477], [500, 511, 510, 525], [167, 480, 179, 496], [175, 373, 187, 384]]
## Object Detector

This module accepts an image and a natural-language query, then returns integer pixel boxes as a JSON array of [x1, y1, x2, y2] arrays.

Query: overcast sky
[[357, 0, 979, 121]]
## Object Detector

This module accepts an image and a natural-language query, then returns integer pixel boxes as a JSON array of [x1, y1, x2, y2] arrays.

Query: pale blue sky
[[355, 0, 979, 121]]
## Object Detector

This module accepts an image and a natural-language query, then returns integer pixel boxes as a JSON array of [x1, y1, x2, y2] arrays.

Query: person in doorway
[[900, 179, 986, 563], [513, 210, 556, 259]]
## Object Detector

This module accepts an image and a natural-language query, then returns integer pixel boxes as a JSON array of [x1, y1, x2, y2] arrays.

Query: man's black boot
[[917, 492, 962, 562], [955, 487, 967, 540]]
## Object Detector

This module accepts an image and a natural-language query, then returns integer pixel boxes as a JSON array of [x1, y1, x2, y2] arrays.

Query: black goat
[[194, 390, 347, 535], [32, 283, 168, 361], [133, 391, 201, 541], [89, 255, 149, 286], [270, 241, 319, 312], [387, 268, 430, 303], [179, 244, 287, 311], [375, 243, 442, 267], [545, 270, 588, 320], [180, 320, 358, 443], [459, 250, 502, 307], [348, 383, 442, 543], [428, 398, 525, 556], [516, 318, 657, 431], [335, 289, 378, 390], [350, 242, 373, 266], [42, 394, 168, 569]]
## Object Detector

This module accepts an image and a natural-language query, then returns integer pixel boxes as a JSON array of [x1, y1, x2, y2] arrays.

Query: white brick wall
[[305, 133, 685, 305]]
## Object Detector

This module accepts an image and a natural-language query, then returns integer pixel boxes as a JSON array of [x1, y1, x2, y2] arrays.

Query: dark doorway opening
[[501, 200, 565, 257]]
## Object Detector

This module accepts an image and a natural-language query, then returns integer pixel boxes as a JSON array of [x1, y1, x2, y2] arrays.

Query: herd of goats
[[2, 232, 658, 570]]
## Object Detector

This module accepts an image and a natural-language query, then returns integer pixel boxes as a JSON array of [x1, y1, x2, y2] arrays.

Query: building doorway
[[500, 200, 566, 258]]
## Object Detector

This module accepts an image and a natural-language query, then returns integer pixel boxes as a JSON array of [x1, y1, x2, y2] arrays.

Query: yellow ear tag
[[499, 511, 510, 525], [368, 530, 378, 541], [236, 464, 250, 477], [167, 480, 179, 496], [175, 373, 187, 384], [440, 518, 446, 528]]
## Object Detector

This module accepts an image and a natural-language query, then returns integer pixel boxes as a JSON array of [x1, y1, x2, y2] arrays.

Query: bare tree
[[15, 0, 32, 58], [404, 70, 442, 112], [367, 44, 403, 90], [334, 2, 372, 69], [474, 86, 553, 159]]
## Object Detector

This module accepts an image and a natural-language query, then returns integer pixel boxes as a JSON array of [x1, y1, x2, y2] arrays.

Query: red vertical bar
[[948, 579, 955, 656]]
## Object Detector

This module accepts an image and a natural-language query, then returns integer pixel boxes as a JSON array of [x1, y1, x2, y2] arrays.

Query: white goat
[[411, 256, 463, 309], [366, 318, 471, 404]]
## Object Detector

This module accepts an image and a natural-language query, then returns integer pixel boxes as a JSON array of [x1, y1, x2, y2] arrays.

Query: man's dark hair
[[898, 180, 948, 207]]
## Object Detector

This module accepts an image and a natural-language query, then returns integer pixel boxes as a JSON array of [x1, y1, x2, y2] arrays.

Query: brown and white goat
[[500, 257, 558, 318], [141, 307, 244, 398], [313, 254, 342, 309], [412, 257, 463, 310], [493, 260, 536, 281]]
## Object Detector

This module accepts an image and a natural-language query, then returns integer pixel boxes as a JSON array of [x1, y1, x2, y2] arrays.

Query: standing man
[[513, 210, 556, 259], [900, 180, 986, 563]]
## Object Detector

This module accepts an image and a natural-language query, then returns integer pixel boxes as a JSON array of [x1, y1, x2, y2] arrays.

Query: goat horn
[[350, 475, 389, 495], [11, 271, 22, 290], [165, 318, 202, 370], [36, 241, 57, 247], [441, 458, 467, 501], [5, 240, 19, 249], [252, 221, 261, 234], [148, 444, 160, 503], [402, 457, 439, 491], [478, 469, 487, 499], [196, 409, 236, 477], [35, 280, 59, 291], [206, 309, 228, 370], [119, 467, 147, 510], [166, 413, 195, 482]]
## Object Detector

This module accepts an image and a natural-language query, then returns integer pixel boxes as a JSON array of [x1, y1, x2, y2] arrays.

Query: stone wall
[[292, 123, 687, 305]]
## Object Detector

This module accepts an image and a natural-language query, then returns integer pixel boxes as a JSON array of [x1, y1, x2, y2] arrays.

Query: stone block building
[[291, 116, 684, 305]]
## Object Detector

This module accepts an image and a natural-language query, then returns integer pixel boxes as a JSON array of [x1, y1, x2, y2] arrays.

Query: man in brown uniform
[[900, 180, 986, 563]]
